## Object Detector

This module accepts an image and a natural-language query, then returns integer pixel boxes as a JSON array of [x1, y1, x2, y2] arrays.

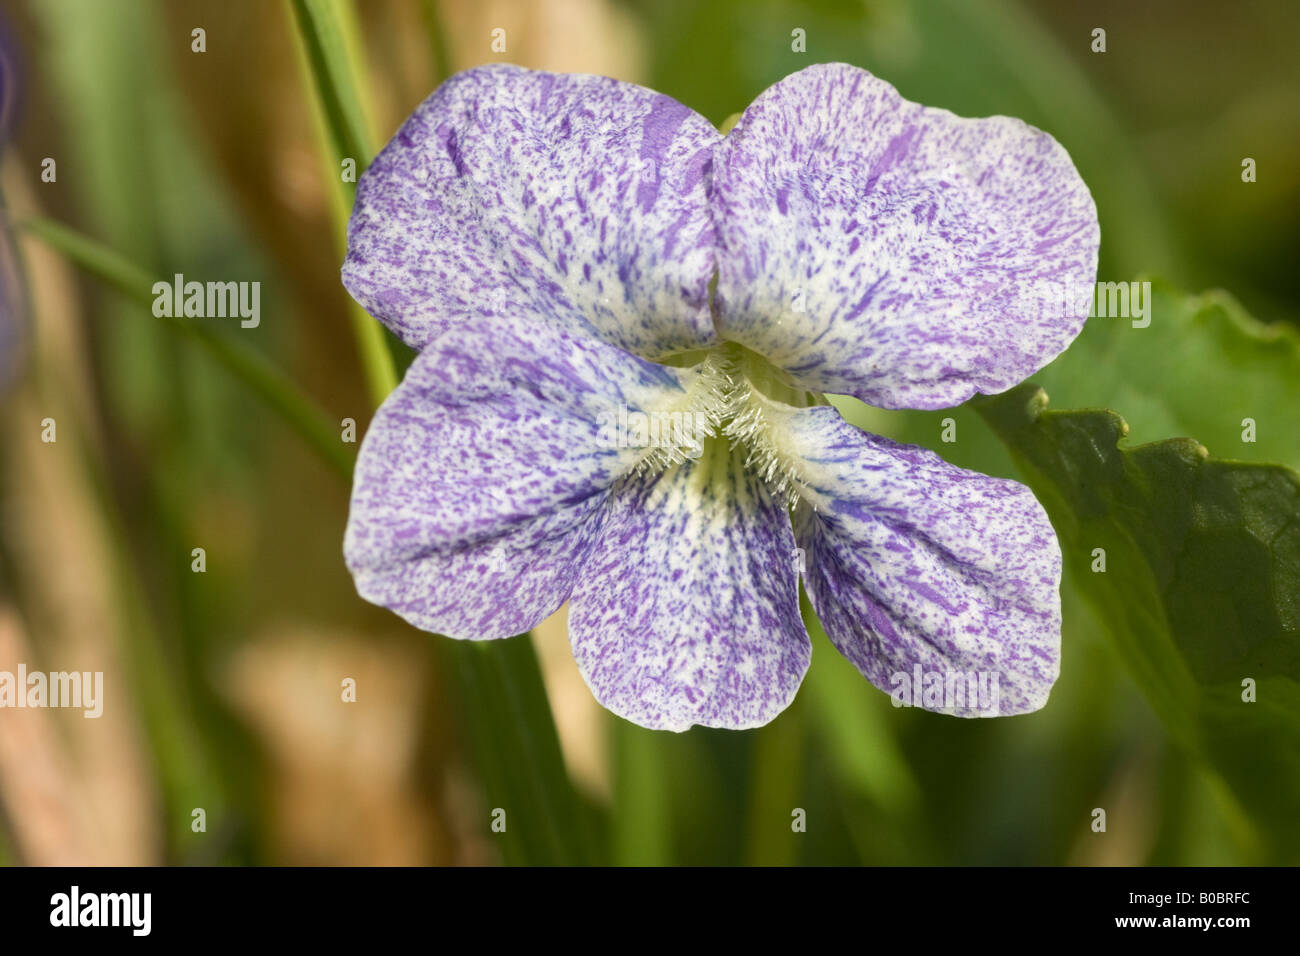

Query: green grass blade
[[19, 216, 354, 480], [286, 0, 398, 406], [287, 0, 373, 179]]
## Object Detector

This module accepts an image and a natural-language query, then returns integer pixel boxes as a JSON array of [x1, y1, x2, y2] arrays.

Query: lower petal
[[778, 406, 1061, 715], [568, 441, 810, 731]]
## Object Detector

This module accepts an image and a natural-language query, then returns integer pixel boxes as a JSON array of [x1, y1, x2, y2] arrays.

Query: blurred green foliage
[[3, 0, 1297, 865]]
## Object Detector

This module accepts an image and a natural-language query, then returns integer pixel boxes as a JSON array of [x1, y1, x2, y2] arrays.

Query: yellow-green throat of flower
[[631, 341, 828, 507]]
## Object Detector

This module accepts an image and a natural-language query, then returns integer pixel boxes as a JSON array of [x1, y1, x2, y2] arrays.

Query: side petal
[[343, 63, 721, 359], [344, 311, 710, 639], [568, 442, 810, 731], [712, 63, 1099, 409], [774, 405, 1060, 715]]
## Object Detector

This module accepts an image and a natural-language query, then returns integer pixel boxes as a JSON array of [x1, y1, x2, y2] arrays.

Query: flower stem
[[612, 720, 672, 864], [289, 1, 590, 864], [446, 640, 593, 865], [418, 0, 453, 86], [288, 0, 374, 193], [288, 0, 399, 406]]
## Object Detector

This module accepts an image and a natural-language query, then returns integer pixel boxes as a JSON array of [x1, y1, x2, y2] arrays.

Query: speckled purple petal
[[344, 310, 707, 639], [712, 63, 1099, 410], [568, 444, 810, 731], [342, 63, 721, 360], [774, 405, 1060, 715]]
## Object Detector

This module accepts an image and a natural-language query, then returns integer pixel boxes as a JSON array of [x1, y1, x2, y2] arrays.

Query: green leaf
[[1033, 277, 1300, 471], [974, 383, 1300, 861]]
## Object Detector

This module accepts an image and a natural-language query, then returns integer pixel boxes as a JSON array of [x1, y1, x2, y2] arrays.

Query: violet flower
[[341, 63, 1098, 731]]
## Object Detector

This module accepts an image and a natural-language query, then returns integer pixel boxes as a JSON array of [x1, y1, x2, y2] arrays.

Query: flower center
[[641, 342, 826, 506]]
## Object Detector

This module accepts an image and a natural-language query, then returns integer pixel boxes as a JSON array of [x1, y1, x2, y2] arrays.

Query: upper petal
[[772, 405, 1060, 715], [343, 64, 722, 359], [344, 309, 710, 639], [712, 63, 1099, 409], [568, 442, 810, 731]]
